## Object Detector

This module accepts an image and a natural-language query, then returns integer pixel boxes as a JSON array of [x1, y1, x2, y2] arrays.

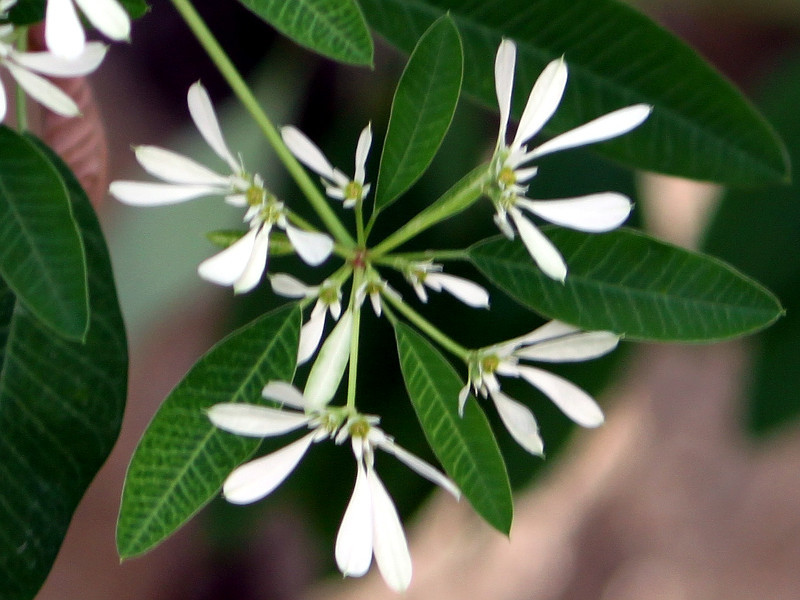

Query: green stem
[[371, 164, 490, 257], [372, 248, 469, 269], [355, 200, 366, 247], [15, 28, 28, 130], [169, 0, 354, 247], [346, 268, 365, 410]]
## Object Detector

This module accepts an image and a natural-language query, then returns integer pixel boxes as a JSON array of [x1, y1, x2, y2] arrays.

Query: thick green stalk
[[15, 28, 28, 130], [169, 0, 354, 247], [346, 268, 365, 410]]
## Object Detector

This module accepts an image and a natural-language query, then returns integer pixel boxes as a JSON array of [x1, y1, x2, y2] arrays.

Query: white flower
[[0, 24, 106, 122], [282, 123, 372, 208], [208, 382, 458, 592], [490, 39, 652, 281], [109, 82, 333, 292], [406, 261, 490, 308], [270, 273, 343, 365], [460, 320, 619, 455], [45, 0, 130, 59], [355, 276, 400, 318]]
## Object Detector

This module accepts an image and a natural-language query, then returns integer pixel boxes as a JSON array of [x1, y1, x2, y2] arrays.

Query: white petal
[[297, 303, 327, 365], [187, 81, 240, 172], [512, 57, 567, 150], [285, 224, 333, 266], [74, 0, 130, 41], [509, 208, 567, 282], [491, 390, 544, 456], [208, 403, 310, 437], [262, 381, 307, 410], [516, 192, 631, 232], [335, 461, 374, 578], [354, 123, 372, 184], [426, 273, 489, 308], [198, 226, 258, 287], [269, 273, 315, 298], [109, 180, 222, 205], [222, 433, 316, 504], [375, 436, 460, 500], [494, 209, 516, 239], [368, 467, 412, 593], [281, 125, 336, 180], [516, 365, 604, 427], [304, 310, 353, 410], [494, 39, 516, 146], [515, 330, 619, 362], [233, 225, 271, 293], [13, 43, 107, 76], [0, 82, 6, 122], [527, 104, 652, 161], [457, 384, 470, 417], [134, 145, 230, 186], [515, 165, 539, 184], [369, 292, 382, 317], [6, 63, 78, 117], [45, 0, 85, 59]]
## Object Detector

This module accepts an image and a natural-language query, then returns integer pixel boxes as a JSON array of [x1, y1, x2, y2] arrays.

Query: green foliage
[[374, 15, 462, 212], [0, 142, 127, 600], [395, 323, 513, 534], [237, 0, 373, 65], [116, 304, 300, 558], [6, 0, 148, 25], [469, 228, 783, 342], [0, 128, 88, 341], [359, 0, 789, 185]]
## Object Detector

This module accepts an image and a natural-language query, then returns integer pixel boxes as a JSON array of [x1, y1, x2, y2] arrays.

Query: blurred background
[[33, 1, 800, 598]]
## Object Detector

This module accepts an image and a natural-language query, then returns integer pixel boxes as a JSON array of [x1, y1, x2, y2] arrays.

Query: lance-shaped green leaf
[[117, 303, 300, 559], [359, 0, 789, 185], [395, 322, 513, 534], [236, 0, 372, 65], [374, 15, 463, 212], [0, 127, 88, 341], [0, 141, 127, 600], [469, 228, 783, 342]]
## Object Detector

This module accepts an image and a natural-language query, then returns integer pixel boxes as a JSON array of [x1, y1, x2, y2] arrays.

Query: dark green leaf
[[237, 0, 373, 65], [395, 322, 513, 534], [0, 142, 127, 600], [117, 304, 301, 559], [0, 128, 88, 341], [469, 228, 783, 342], [360, 0, 789, 185], [7, 0, 148, 25], [375, 15, 462, 211]]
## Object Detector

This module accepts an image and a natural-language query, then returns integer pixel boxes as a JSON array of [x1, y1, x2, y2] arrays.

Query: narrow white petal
[[335, 461, 374, 578], [0, 83, 6, 122], [45, 0, 85, 59], [187, 81, 240, 172], [134, 145, 230, 186], [368, 468, 412, 593], [233, 225, 271, 293], [527, 104, 652, 161], [509, 209, 567, 281], [208, 403, 310, 437], [7, 63, 78, 117], [516, 365, 604, 427], [516, 192, 631, 232], [304, 310, 353, 410], [493, 208, 515, 239], [457, 384, 470, 417], [377, 437, 460, 500], [269, 273, 315, 298], [491, 390, 544, 456], [515, 165, 539, 184], [109, 180, 222, 205], [74, 0, 130, 41], [427, 273, 489, 308], [285, 224, 333, 266], [297, 305, 327, 365], [354, 123, 372, 184], [281, 125, 336, 180], [369, 292, 382, 317], [513, 57, 568, 149], [517, 320, 579, 344], [262, 381, 307, 410], [13, 43, 107, 76], [494, 39, 516, 146], [222, 433, 316, 504], [198, 226, 258, 287], [516, 330, 619, 362]]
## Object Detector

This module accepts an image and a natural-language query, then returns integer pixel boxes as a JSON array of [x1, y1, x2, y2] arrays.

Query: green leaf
[[7, 0, 148, 25], [374, 15, 463, 211], [360, 0, 789, 185], [0, 142, 127, 600], [236, 0, 373, 65], [117, 304, 301, 559], [395, 322, 513, 534], [0, 128, 88, 341], [469, 228, 783, 342]]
